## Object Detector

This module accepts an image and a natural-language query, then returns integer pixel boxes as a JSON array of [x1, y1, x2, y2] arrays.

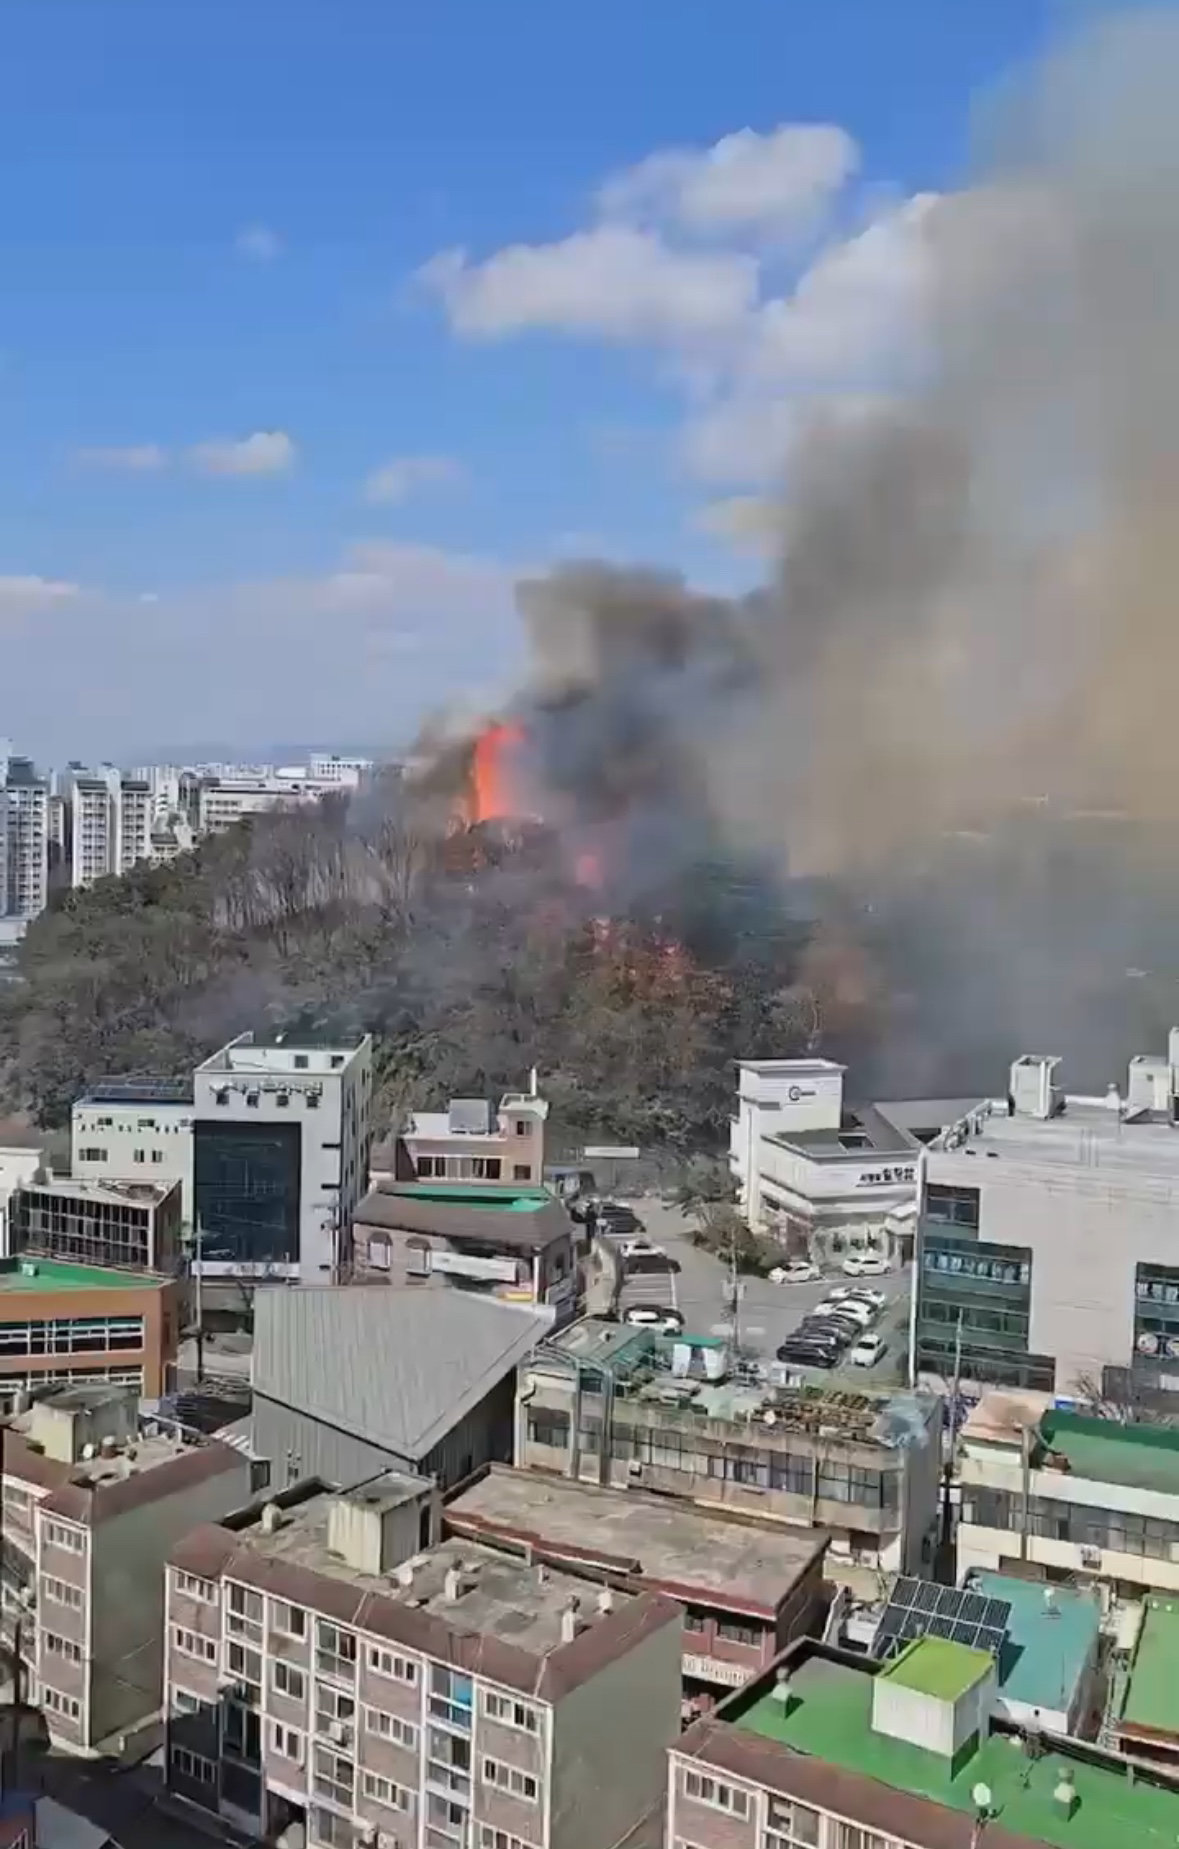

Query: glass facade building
[[193, 1119, 302, 1266], [914, 1182, 1054, 1391]]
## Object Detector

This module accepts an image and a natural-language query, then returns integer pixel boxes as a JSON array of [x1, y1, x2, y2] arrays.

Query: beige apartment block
[[164, 1471, 682, 1849], [0, 1383, 252, 1754]]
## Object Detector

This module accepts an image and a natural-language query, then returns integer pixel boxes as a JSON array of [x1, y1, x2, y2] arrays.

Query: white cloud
[[188, 430, 298, 477], [420, 227, 757, 346], [600, 123, 858, 241], [363, 454, 465, 505], [692, 496, 781, 557], [74, 444, 167, 472], [236, 224, 283, 262]]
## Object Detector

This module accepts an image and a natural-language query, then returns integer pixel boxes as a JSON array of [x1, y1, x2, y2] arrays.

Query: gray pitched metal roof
[[252, 1287, 554, 1461]]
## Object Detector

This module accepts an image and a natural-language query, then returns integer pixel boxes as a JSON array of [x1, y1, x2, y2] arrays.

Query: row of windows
[[963, 1485, 1179, 1558], [915, 1335, 1056, 1393], [0, 1316, 144, 1357], [921, 1249, 1030, 1286], [678, 1782, 895, 1848], [0, 1364, 142, 1406], [77, 1147, 169, 1166], [527, 1411, 899, 1508]]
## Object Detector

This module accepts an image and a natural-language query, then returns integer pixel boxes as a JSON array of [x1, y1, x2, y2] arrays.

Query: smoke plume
[[427, 9, 1179, 1096]]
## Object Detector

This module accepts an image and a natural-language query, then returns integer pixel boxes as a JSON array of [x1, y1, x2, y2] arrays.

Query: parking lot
[[607, 1196, 913, 1385]]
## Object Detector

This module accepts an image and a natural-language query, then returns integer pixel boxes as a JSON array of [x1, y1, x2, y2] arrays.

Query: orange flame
[[470, 721, 526, 824]]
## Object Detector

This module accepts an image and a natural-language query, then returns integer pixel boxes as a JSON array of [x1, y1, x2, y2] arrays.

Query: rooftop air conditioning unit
[[328, 1720, 352, 1747], [1079, 1545, 1102, 1567]]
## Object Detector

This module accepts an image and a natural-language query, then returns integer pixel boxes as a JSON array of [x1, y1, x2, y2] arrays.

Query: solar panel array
[[874, 1577, 1011, 1662]]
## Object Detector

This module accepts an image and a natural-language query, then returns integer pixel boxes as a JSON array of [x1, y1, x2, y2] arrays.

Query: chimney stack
[[444, 1564, 464, 1603], [560, 1595, 582, 1644], [595, 1586, 614, 1617]]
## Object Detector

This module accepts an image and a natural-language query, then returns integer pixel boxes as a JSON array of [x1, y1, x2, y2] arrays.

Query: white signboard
[[682, 1653, 758, 1689], [428, 1249, 519, 1284], [583, 1145, 641, 1160]]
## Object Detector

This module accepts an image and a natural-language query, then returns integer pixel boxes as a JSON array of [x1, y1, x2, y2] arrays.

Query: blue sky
[[0, 0, 1093, 761]]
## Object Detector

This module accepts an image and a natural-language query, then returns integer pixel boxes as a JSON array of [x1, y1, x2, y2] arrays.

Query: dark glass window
[[193, 1120, 301, 1266], [924, 1183, 980, 1229]]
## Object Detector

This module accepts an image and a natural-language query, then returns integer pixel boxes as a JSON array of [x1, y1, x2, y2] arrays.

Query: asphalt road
[[611, 1196, 912, 1381]]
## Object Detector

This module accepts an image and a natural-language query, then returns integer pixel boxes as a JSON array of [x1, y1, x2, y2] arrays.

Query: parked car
[[776, 1338, 839, 1368], [592, 1202, 643, 1238], [620, 1236, 667, 1264], [815, 1295, 874, 1327], [841, 1286, 887, 1311], [768, 1261, 821, 1285], [622, 1304, 685, 1334], [850, 1333, 887, 1368], [842, 1252, 890, 1277]]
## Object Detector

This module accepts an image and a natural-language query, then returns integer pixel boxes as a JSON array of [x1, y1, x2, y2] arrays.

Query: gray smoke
[[490, 9, 1179, 1092]]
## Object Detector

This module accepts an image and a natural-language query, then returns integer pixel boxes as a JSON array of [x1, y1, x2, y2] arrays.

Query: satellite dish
[[972, 1783, 993, 1815]]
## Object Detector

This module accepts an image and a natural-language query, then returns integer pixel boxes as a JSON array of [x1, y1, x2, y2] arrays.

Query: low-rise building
[[1114, 1593, 1179, 1766], [351, 1181, 576, 1316], [399, 1091, 550, 1186], [250, 1286, 553, 1492], [71, 1079, 195, 1225], [0, 1383, 253, 1754], [0, 1255, 181, 1405], [444, 1464, 829, 1717], [670, 1633, 1179, 1849], [0, 1146, 45, 1258], [516, 1320, 942, 1589], [957, 1390, 1179, 1599], [7, 1176, 183, 1275], [729, 1059, 974, 1261], [163, 1472, 682, 1848]]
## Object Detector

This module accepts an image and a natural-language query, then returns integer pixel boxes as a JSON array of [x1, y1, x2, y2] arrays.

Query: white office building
[[912, 1042, 1179, 1400], [192, 1029, 373, 1282], [71, 1079, 195, 1226], [195, 772, 344, 835], [728, 1058, 962, 1260]]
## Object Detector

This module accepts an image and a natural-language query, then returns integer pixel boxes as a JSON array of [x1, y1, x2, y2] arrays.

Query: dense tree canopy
[[0, 784, 831, 1149]]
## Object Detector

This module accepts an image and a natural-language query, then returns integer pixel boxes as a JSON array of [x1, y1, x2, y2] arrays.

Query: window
[[835, 1830, 893, 1849], [315, 1620, 356, 1681], [42, 1687, 80, 1722], [361, 1770, 410, 1809], [77, 1147, 107, 1163], [682, 1771, 750, 1817], [924, 1183, 980, 1229], [151, 1150, 166, 1165], [227, 1581, 263, 1631], [223, 1700, 261, 1765], [515, 1119, 532, 1137], [294, 1055, 309, 1070], [226, 1639, 262, 1692], [170, 1746, 217, 1786], [367, 1644, 418, 1683], [482, 1759, 538, 1803], [270, 1720, 304, 1763], [42, 1577, 83, 1611], [175, 1571, 215, 1603], [765, 1795, 821, 1848], [272, 1660, 306, 1702], [312, 1745, 354, 1807], [171, 1689, 202, 1717], [715, 1619, 761, 1647], [44, 1632, 82, 1664], [43, 1520, 84, 1554], [173, 1627, 216, 1663], [430, 1663, 473, 1730], [133, 1149, 146, 1164], [483, 1690, 540, 1734], [314, 1685, 355, 1735], [427, 1725, 471, 1795], [513, 1165, 531, 1181], [480, 1833, 539, 1849], [2, 1484, 31, 1518], [682, 1610, 707, 1635], [525, 1408, 569, 1449], [270, 1599, 306, 1638], [365, 1706, 417, 1749]]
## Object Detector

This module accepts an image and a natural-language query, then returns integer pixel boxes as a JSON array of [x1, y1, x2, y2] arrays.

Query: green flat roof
[[1123, 1597, 1179, 1736], [881, 1636, 993, 1702], [968, 1571, 1099, 1713], [731, 1654, 1179, 1849], [385, 1184, 551, 1213], [1037, 1411, 1179, 1497], [0, 1259, 161, 1293]]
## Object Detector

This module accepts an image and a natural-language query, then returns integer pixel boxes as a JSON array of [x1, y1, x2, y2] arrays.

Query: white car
[[768, 1261, 820, 1285], [851, 1333, 886, 1368], [815, 1295, 874, 1328], [622, 1304, 684, 1333], [842, 1252, 890, 1277], [620, 1238, 667, 1263]]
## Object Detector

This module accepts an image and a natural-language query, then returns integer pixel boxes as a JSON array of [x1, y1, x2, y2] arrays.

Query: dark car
[[776, 1340, 839, 1368], [590, 1202, 643, 1238]]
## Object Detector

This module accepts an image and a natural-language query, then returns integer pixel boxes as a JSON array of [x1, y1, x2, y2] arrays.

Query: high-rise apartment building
[[0, 1384, 253, 1754], [118, 776, 152, 872], [164, 1472, 681, 1847], [192, 1031, 373, 1281], [4, 758, 49, 921], [64, 768, 119, 888]]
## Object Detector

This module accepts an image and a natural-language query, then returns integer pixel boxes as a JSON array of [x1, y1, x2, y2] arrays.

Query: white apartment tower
[[5, 759, 49, 921], [118, 777, 153, 873], [65, 769, 119, 888]]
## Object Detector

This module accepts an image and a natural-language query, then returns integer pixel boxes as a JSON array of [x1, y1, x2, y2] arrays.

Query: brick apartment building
[[0, 1383, 253, 1753], [0, 1255, 181, 1406], [444, 1465, 828, 1719], [164, 1471, 682, 1848]]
